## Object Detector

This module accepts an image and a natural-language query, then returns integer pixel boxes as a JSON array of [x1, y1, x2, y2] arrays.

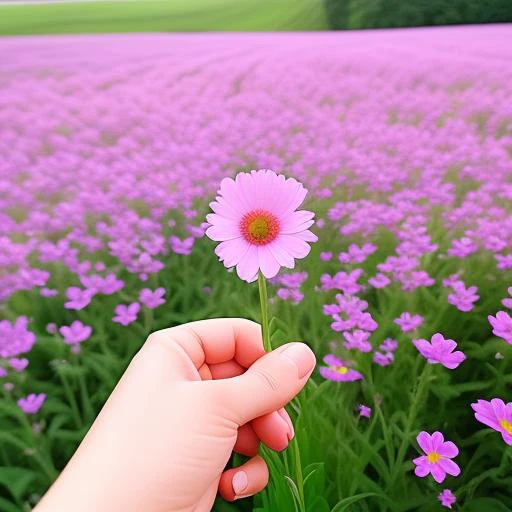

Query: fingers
[[233, 423, 259, 457], [210, 342, 315, 425], [218, 455, 269, 502], [146, 319, 265, 378], [252, 408, 294, 452]]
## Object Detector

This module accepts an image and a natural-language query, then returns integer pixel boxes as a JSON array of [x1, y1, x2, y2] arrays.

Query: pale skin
[[35, 318, 316, 512]]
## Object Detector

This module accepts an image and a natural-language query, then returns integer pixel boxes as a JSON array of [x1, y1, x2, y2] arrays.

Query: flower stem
[[258, 272, 271, 352]]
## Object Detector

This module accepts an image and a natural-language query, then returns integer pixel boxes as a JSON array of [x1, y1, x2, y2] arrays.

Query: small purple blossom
[[17, 393, 46, 414], [380, 338, 398, 352], [413, 333, 465, 369], [488, 311, 512, 344], [59, 321, 93, 345], [359, 405, 372, 418], [502, 287, 512, 309], [343, 330, 372, 353], [319, 355, 363, 382], [368, 273, 390, 288], [139, 287, 166, 309], [438, 489, 456, 509], [113, 302, 140, 326], [169, 236, 194, 255], [320, 251, 332, 261], [64, 287, 95, 310], [8, 358, 28, 372], [394, 312, 423, 333], [40, 287, 58, 297], [373, 351, 394, 367], [448, 282, 479, 312]]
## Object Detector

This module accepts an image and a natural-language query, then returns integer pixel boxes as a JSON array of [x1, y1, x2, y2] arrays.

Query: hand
[[35, 318, 316, 512]]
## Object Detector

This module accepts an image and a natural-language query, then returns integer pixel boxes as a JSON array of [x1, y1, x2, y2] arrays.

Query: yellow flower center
[[500, 419, 512, 435], [240, 209, 280, 245], [427, 452, 441, 463], [330, 365, 349, 375]]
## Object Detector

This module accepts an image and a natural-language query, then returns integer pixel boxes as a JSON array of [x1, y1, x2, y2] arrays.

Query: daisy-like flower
[[206, 170, 317, 282], [413, 431, 461, 483], [413, 333, 466, 369], [471, 398, 512, 445], [438, 489, 456, 509], [319, 355, 363, 382]]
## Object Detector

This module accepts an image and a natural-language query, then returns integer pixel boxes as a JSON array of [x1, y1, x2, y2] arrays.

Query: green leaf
[[331, 493, 381, 512], [0, 466, 37, 501], [463, 498, 512, 512]]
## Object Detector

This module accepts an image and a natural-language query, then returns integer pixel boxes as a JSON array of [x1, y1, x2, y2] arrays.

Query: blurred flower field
[[1, 25, 512, 511]]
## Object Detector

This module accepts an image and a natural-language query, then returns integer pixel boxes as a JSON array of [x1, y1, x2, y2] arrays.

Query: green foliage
[[323, 0, 512, 29]]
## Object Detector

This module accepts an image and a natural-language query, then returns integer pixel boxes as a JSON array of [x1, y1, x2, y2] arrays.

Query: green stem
[[290, 436, 306, 512], [258, 272, 271, 352]]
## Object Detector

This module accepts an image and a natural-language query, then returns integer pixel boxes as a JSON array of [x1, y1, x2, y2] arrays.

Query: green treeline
[[324, 0, 512, 29]]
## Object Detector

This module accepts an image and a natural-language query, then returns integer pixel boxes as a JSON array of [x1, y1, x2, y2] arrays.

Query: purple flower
[[343, 330, 372, 353], [319, 355, 363, 382], [59, 321, 93, 345], [64, 287, 95, 310], [113, 303, 140, 326], [471, 398, 512, 445], [448, 237, 477, 258], [502, 287, 512, 309], [320, 251, 332, 261], [46, 322, 57, 334], [373, 351, 394, 367], [359, 405, 372, 418], [80, 273, 124, 295], [438, 489, 456, 509], [447, 282, 479, 312], [17, 393, 46, 414], [8, 358, 28, 372], [380, 338, 398, 352], [139, 287, 166, 309], [413, 431, 461, 483], [368, 273, 390, 288], [0, 316, 36, 358], [40, 287, 58, 297], [0, 367, 8, 378], [394, 312, 423, 333], [488, 311, 512, 344], [413, 333, 465, 369], [169, 236, 195, 256]]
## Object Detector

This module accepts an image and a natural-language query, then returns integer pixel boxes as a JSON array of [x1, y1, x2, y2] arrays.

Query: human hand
[[35, 318, 316, 512]]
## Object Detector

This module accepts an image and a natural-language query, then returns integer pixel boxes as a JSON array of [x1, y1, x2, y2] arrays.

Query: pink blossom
[[502, 287, 512, 309], [139, 287, 166, 309], [169, 236, 195, 256], [40, 287, 58, 297], [59, 321, 92, 345], [413, 333, 466, 369], [359, 405, 372, 418], [488, 311, 512, 344], [448, 237, 477, 258], [413, 431, 461, 483], [471, 398, 512, 445], [17, 393, 46, 414], [320, 251, 332, 261], [64, 287, 95, 310], [206, 170, 317, 282], [113, 303, 140, 326], [368, 273, 390, 288], [394, 312, 423, 333], [8, 358, 28, 372], [373, 351, 394, 367], [343, 330, 372, 352], [380, 338, 398, 352], [438, 489, 456, 509], [319, 355, 363, 382], [448, 282, 479, 312]]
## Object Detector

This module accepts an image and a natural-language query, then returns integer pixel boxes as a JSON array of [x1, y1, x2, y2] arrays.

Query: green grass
[[0, 0, 329, 35]]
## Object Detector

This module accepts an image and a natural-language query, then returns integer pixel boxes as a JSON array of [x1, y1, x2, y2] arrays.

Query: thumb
[[211, 342, 316, 425]]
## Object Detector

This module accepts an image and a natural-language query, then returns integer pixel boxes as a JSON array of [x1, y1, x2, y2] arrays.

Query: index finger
[[149, 318, 265, 371]]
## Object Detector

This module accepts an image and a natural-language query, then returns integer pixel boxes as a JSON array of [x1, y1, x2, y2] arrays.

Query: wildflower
[[413, 431, 460, 483], [59, 321, 92, 345], [448, 237, 477, 258], [343, 330, 372, 352], [413, 333, 465, 369], [502, 287, 512, 309], [169, 236, 195, 256], [438, 489, 456, 509], [40, 287, 58, 297], [394, 312, 423, 333], [46, 323, 57, 334], [0, 368, 7, 378], [320, 252, 332, 261], [113, 303, 140, 326], [380, 338, 398, 352], [471, 398, 512, 445], [373, 351, 394, 367], [206, 170, 317, 282], [17, 393, 46, 414], [359, 405, 372, 418], [319, 355, 363, 382], [8, 358, 28, 372], [368, 273, 390, 288], [488, 311, 512, 344], [447, 282, 479, 312], [139, 287, 166, 309], [0, 316, 36, 358], [64, 287, 95, 310]]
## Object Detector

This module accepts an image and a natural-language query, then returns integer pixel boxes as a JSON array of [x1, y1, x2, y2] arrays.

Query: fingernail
[[280, 343, 315, 379], [232, 470, 248, 495], [278, 408, 295, 441]]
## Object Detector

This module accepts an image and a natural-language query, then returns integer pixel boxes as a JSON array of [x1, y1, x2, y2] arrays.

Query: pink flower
[[373, 351, 394, 367], [59, 321, 92, 345], [206, 170, 317, 282], [394, 312, 423, 333], [488, 311, 512, 344], [380, 338, 398, 352], [17, 393, 46, 414], [502, 287, 512, 309], [8, 358, 28, 372], [368, 273, 390, 288], [343, 330, 372, 352], [471, 398, 512, 445], [139, 287, 166, 309], [46, 322, 57, 334], [40, 287, 58, 297], [447, 282, 479, 312], [413, 431, 461, 483], [319, 355, 363, 382], [413, 333, 465, 369], [320, 251, 332, 261], [359, 404, 372, 418], [64, 287, 95, 310], [438, 489, 456, 509], [170, 236, 195, 256], [113, 303, 140, 326]]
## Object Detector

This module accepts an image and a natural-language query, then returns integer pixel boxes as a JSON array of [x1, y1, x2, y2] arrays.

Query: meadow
[[1, 25, 512, 511]]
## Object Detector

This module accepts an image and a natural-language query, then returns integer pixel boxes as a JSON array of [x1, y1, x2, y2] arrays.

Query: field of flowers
[[1, 25, 512, 511]]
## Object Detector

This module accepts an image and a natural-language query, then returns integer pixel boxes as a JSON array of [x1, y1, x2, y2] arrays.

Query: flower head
[[413, 431, 460, 483], [139, 287, 166, 309], [471, 398, 512, 445], [113, 303, 140, 326], [206, 170, 317, 282], [59, 321, 92, 345], [319, 355, 363, 382], [413, 333, 465, 369], [359, 404, 372, 418], [394, 312, 423, 333], [17, 393, 46, 414], [438, 489, 456, 509], [64, 287, 95, 310], [488, 311, 512, 344]]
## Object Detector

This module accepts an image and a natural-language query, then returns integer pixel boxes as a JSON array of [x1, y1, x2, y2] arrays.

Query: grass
[[0, 0, 329, 35]]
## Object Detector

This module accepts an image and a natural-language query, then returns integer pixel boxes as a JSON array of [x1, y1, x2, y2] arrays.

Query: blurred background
[[0, 0, 511, 36]]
